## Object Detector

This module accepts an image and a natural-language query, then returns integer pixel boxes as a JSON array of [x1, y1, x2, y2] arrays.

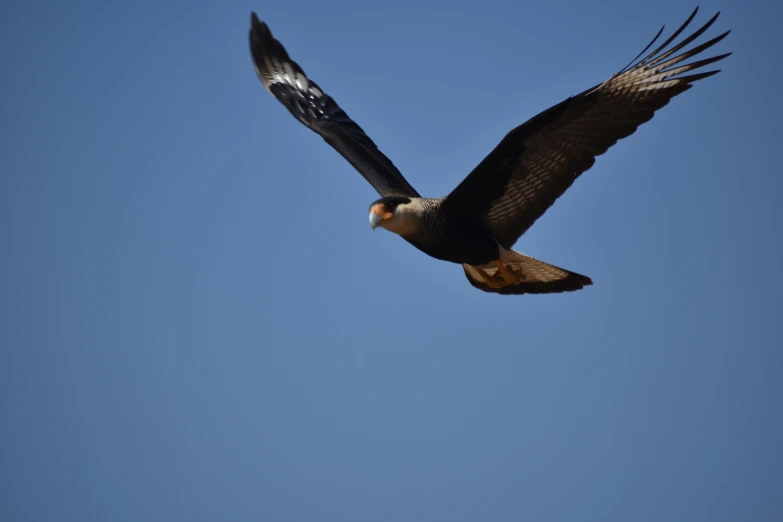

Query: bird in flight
[[248, 7, 730, 295]]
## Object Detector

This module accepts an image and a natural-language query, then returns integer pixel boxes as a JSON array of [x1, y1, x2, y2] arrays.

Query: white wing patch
[[259, 56, 325, 101]]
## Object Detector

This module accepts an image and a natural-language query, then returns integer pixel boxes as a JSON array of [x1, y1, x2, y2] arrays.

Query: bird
[[248, 7, 730, 295]]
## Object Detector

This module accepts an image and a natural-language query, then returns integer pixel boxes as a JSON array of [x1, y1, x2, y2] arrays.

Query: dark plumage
[[249, 8, 730, 295]]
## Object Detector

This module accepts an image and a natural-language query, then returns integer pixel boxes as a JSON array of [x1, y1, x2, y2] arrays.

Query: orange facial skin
[[370, 203, 393, 222]]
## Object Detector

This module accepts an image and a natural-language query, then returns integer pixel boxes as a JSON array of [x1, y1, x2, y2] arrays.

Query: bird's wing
[[249, 13, 419, 198], [443, 8, 730, 249]]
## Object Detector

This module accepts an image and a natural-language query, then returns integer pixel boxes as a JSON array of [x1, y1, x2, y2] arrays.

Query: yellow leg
[[472, 265, 504, 288], [493, 260, 521, 284]]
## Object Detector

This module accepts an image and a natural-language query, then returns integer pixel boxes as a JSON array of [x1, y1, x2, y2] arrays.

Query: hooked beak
[[369, 211, 381, 230]]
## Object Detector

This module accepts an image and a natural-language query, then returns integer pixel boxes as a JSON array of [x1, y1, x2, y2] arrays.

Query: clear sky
[[2, 1, 781, 521]]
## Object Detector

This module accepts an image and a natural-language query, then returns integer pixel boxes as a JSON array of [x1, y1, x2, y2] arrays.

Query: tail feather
[[463, 250, 592, 295]]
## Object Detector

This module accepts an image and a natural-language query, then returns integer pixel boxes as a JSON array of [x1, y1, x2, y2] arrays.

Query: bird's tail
[[462, 249, 592, 295]]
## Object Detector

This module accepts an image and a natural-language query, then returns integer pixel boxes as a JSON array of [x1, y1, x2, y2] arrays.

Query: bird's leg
[[472, 265, 505, 288], [471, 262, 522, 288], [493, 260, 521, 284]]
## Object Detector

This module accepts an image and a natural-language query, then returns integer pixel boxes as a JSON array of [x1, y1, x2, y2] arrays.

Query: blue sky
[[2, 1, 781, 521]]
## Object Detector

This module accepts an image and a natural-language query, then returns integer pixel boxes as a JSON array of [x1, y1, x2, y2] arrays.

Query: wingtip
[[249, 12, 275, 52], [705, 10, 721, 26], [250, 12, 269, 35]]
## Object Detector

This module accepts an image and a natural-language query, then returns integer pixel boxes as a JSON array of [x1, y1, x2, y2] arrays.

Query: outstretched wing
[[444, 7, 730, 249], [249, 13, 419, 198]]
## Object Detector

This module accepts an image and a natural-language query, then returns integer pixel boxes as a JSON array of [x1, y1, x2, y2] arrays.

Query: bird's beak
[[369, 211, 381, 230]]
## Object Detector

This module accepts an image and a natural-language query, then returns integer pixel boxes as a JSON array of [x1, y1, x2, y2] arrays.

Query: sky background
[[2, 1, 781, 521]]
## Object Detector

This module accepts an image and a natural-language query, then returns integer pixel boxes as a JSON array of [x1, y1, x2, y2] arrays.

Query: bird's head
[[368, 196, 420, 236]]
